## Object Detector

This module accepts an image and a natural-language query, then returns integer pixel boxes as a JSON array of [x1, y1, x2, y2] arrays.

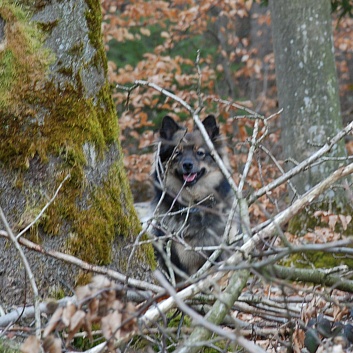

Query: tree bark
[[269, 0, 346, 198], [0, 0, 153, 306]]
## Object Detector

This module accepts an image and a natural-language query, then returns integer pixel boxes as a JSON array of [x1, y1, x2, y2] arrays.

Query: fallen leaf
[[91, 275, 112, 290], [339, 215, 352, 230], [66, 310, 86, 345], [75, 285, 92, 302], [21, 336, 41, 353], [43, 306, 64, 338], [62, 302, 76, 327], [43, 335, 62, 353], [329, 215, 338, 230]]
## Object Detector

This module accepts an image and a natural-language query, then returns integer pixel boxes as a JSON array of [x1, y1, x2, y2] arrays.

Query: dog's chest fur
[[158, 195, 231, 275]]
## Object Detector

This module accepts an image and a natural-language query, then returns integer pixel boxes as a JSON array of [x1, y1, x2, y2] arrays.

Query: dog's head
[[156, 115, 230, 204]]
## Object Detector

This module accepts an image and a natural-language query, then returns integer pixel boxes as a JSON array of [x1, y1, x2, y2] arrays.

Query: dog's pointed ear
[[202, 115, 219, 139], [160, 116, 181, 140]]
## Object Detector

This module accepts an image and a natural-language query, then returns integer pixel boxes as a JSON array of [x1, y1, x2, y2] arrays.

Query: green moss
[[0, 50, 16, 105], [58, 66, 74, 77], [287, 208, 318, 236], [0, 79, 108, 169], [96, 81, 120, 143], [0, 4, 52, 109], [48, 286, 66, 300], [67, 158, 153, 266], [167, 310, 191, 328], [36, 19, 60, 34], [284, 251, 353, 270], [85, 0, 107, 70], [288, 202, 353, 236], [68, 41, 84, 56], [285, 201, 353, 269], [203, 341, 233, 353]]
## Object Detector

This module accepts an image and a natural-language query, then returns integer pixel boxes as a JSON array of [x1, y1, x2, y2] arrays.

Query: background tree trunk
[[0, 0, 153, 305], [269, 0, 347, 200]]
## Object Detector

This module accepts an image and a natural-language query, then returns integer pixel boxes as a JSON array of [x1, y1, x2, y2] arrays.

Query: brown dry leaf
[[334, 305, 349, 322], [88, 297, 99, 322], [43, 335, 62, 353], [339, 214, 352, 230], [98, 297, 108, 318], [140, 27, 150, 36], [82, 316, 93, 342], [91, 275, 112, 290], [292, 327, 305, 352], [69, 309, 86, 332], [328, 215, 338, 230], [97, 290, 123, 319], [105, 289, 118, 310], [62, 302, 76, 327], [66, 310, 86, 345], [314, 210, 328, 223], [121, 302, 137, 335], [21, 335, 41, 353], [101, 310, 123, 341], [75, 284, 92, 302], [43, 306, 64, 338]]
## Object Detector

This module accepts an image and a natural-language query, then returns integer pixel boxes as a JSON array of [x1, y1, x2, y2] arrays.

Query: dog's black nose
[[183, 160, 193, 173]]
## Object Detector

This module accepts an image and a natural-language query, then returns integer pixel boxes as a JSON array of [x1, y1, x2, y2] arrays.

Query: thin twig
[[0, 207, 41, 338], [248, 120, 353, 204], [117, 80, 194, 114], [16, 174, 70, 239], [0, 230, 163, 294], [239, 119, 259, 192]]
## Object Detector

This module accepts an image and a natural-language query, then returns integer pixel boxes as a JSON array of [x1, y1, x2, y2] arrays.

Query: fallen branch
[[155, 270, 267, 353], [0, 299, 66, 328], [264, 265, 353, 292], [0, 230, 163, 294]]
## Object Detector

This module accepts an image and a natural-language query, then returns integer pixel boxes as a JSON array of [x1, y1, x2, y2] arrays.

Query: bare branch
[[0, 208, 41, 338], [263, 265, 353, 292], [0, 230, 163, 294], [249, 120, 353, 204], [117, 80, 194, 114]]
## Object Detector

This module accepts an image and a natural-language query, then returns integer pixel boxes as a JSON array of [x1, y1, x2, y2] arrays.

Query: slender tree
[[269, 0, 347, 203], [0, 0, 152, 305]]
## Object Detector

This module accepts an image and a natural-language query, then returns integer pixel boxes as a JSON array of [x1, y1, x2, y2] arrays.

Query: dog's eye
[[196, 149, 206, 157], [173, 148, 181, 157]]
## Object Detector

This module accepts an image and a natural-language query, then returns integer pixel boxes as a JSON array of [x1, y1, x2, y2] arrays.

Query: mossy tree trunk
[[0, 0, 152, 305], [269, 0, 347, 201]]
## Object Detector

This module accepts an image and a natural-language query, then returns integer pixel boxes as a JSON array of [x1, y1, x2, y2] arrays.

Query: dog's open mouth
[[181, 168, 205, 186]]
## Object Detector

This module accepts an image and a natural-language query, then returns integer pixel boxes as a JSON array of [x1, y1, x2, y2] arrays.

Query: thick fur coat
[[152, 115, 239, 280]]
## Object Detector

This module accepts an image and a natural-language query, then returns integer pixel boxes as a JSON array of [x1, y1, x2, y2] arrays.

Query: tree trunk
[[269, 0, 346, 199], [0, 0, 153, 305]]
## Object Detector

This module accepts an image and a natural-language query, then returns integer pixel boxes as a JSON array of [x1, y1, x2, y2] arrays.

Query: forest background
[[104, 0, 353, 221]]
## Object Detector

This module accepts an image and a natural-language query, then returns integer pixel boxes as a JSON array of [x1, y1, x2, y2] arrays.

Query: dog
[[151, 115, 240, 282]]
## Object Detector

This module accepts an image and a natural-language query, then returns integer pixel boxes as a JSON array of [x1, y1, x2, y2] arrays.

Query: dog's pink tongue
[[183, 173, 197, 183]]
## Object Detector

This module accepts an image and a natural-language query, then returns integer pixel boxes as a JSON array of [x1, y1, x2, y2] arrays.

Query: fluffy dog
[[152, 115, 240, 281]]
